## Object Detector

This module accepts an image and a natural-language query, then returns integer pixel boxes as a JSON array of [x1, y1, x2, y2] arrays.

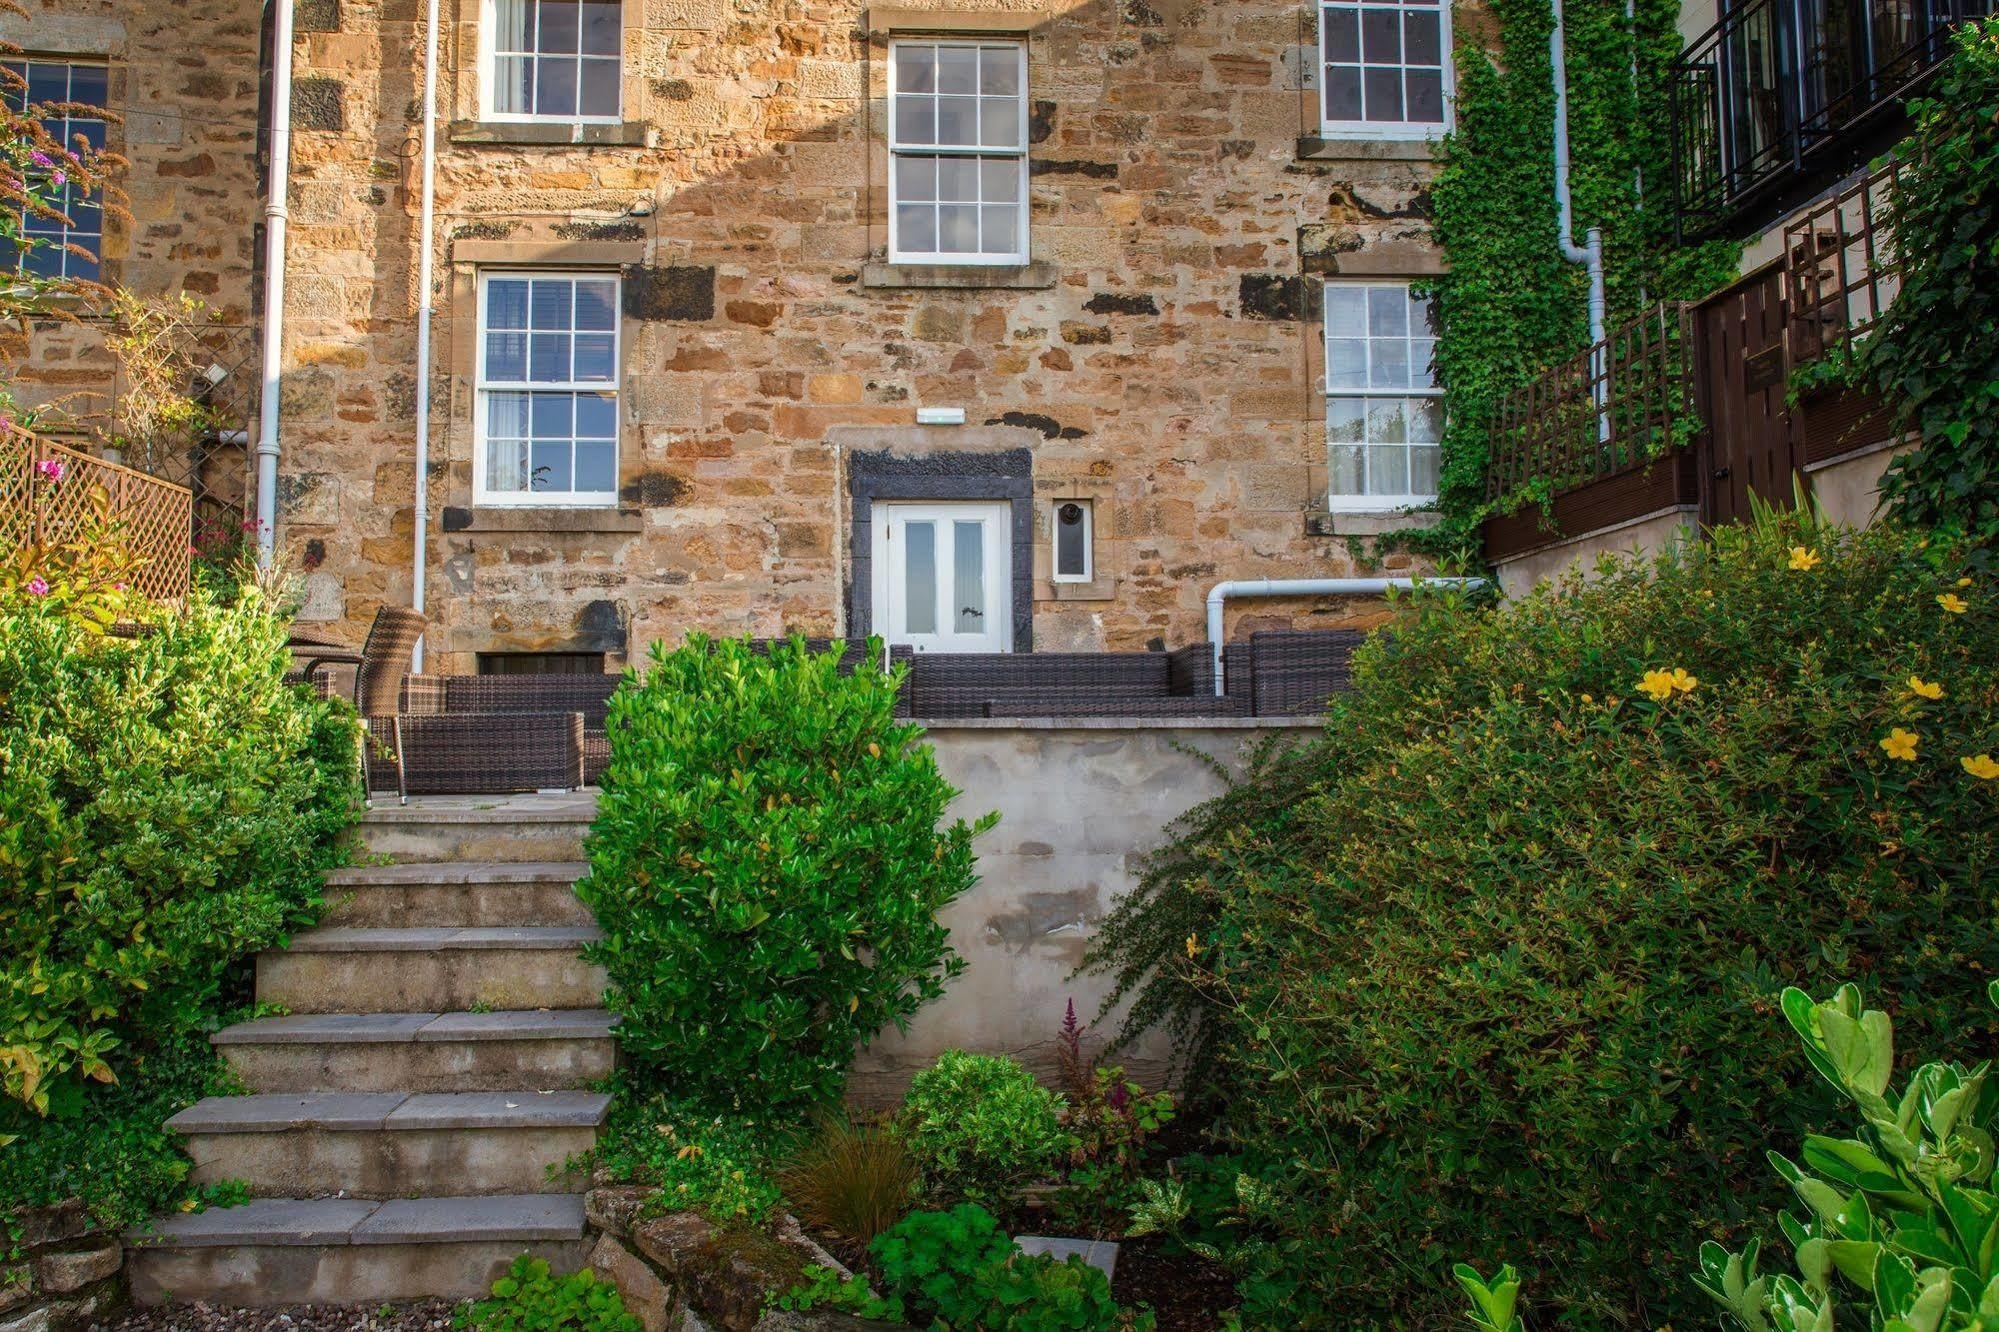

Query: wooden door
[[1694, 262, 1801, 526]]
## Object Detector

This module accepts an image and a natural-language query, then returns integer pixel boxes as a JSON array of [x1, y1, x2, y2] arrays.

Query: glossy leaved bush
[[1869, 19, 1999, 559], [579, 635, 994, 1115], [586, 1088, 787, 1225], [0, 585, 357, 1117], [1089, 508, 1999, 1327], [899, 1050, 1074, 1207]]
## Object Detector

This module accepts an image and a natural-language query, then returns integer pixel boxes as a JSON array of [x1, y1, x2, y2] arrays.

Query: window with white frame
[[5, 60, 107, 282], [1324, 282, 1441, 508], [486, 0, 621, 121], [476, 272, 620, 506], [1318, 0, 1449, 136], [1051, 500, 1092, 582], [888, 40, 1028, 265]]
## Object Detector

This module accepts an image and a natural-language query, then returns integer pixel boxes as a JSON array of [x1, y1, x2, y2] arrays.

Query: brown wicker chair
[[298, 605, 427, 804]]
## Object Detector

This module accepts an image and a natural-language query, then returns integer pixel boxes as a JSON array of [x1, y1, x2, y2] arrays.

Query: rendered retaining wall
[[848, 717, 1319, 1104]]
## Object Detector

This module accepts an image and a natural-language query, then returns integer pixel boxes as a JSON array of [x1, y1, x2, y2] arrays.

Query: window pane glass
[[67, 63, 107, 106], [981, 205, 1018, 255], [530, 331, 570, 381], [904, 521, 937, 634], [936, 95, 978, 145], [937, 46, 978, 94], [492, 55, 530, 113], [1325, 286, 1367, 336], [1367, 399, 1409, 442], [579, 58, 620, 116], [1330, 442, 1364, 496], [981, 157, 1020, 202], [896, 153, 936, 201], [531, 392, 573, 438], [1371, 338, 1410, 388], [488, 390, 532, 438], [1328, 397, 1367, 442], [897, 203, 937, 253], [580, 1, 619, 55], [1361, 8, 1401, 61], [894, 96, 933, 145], [1410, 442, 1440, 497], [1323, 8, 1360, 60], [954, 520, 986, 633], [494, 0, 530, 50], [1367, 444, 1409, 496], [531, 438, 573, 493], [487, 435, 530, 492], [1055, 503, 1088, 577], [1404, 10, 1441, 64], [575, 391, 618, 438], [574, 439, 616, 493], [1407, 397, 1444, 443], [26, 63, 67, 105], [980, 46, 1020, 95], [1410, 336, 1438, 387], [573, 332, 616, 381], [536, 56, 579, 115], [939, 205, 979, 253], [486, 331, 528, 380], [980, 97, 1019, 149], [1405, 68, 1445, 122], [1326, 338, 1366, 389], [896, 45, 935, 93], [573, 278, 617, 329], [488, 278, 531, 329], [530, 279, 573, 329], [1324, 67, 1363, 121], [1368, 285, 1409, 336], [538, 0, 580, 52], [1363, 66, 1403, 120], [937, 156, 979, 201]]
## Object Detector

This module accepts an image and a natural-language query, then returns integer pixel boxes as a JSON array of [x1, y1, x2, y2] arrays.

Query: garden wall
[[848, 717, 1318, 1105]]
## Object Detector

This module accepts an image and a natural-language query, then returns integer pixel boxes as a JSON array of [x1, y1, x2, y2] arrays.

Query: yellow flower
[[1185, 934, 1199, 959], [1939, 593, 1969, 614], [1880, 728, 1921, 762], [1907, 676, 1945, 701], [1668, 668, 1698, 695], [1788, 546, 1821, 571], [1638, 670, 1676, 701], [1958, 577, 1973, 588], [1961, 754, 1999, 780]]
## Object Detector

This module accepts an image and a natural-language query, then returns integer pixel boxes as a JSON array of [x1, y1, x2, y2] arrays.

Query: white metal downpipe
[[1205, 577, 1489, 695], [1550, 0, 1607, 351], [253, 0, 296, 567], [409, 0, 441, 670]]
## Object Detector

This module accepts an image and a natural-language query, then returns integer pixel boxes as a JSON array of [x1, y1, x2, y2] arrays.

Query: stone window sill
[[1296, 135, 1439, 164], [448, 120, 654, 148], [1305, 507, 1442, 538], [861, 260, 1059, 291], [1047, 577, 1116, 602], [441, 506, 645, 534]]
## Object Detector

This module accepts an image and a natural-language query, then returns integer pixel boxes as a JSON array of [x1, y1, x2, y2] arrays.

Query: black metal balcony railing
[[1671, 0, 1989, 239]]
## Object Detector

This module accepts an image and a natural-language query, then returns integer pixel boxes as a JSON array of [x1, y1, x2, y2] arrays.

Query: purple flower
[[28, 150, 54, 169], [36, 458, 64, 482], [49, 169, 65, 188], [25, 576, 49, 597]]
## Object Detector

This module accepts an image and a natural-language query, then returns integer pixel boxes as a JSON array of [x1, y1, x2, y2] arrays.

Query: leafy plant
[[1088, 508, 1999, 1326], [0, 469, 147, 632], [585, 1089, 786, 1225], [900, 1051, 1073, 1207], [870, 1202, 1017, 1326], [1866, 19, 1999, 559], [1049, 1001, 1174, 1230], [778, 1111, 920, 1261], [95, 291, 222, 479], [1123, 1177, 1190, 1240], [580, 634, 993, 1115], [1454, 1264, 1527, 1332], [456, 1256, 641, 1332], [1, 583, 356, 1111]]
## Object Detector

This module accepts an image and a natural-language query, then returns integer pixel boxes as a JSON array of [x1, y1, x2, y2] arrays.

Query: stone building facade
[[13, 0, 1468, 667]]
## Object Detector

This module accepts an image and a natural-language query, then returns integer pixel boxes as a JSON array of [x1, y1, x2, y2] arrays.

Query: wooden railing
[[2, 434, 193, 602], [1785, 157, 1903, 364], [1485, 303, 1702, 506]]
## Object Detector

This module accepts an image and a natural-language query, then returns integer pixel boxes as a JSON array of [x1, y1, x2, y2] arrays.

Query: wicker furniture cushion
[[368, 711, 585, 795]]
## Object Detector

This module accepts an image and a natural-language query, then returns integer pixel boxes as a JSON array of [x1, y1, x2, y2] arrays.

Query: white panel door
[[872, 501, 1012, 653]]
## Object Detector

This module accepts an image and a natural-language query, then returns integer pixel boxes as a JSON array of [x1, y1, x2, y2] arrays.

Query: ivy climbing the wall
[[1420, 0, 1739, 558]]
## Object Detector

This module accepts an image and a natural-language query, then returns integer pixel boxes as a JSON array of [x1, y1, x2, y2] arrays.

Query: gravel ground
[[91, 1301, 464, 1332]]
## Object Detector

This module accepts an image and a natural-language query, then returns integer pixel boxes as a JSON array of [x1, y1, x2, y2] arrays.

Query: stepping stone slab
[[129, 1198, 381, 1248], [212, 1011, 617, 1094], [355, 1194, 587, 1243], [166, 1092, 407, 1133], [1015, 1237, 1119, 1282]]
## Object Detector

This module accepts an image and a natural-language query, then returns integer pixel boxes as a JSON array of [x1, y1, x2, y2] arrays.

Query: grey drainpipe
[[253, 0, 295, 567], [1206, 577, 1489, 696]]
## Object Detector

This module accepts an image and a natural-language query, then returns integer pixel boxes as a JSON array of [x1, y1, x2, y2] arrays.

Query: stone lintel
[[860, 261, 1059, 291], [448, 120, 654, 148], [1296, 134, 1440, 163]]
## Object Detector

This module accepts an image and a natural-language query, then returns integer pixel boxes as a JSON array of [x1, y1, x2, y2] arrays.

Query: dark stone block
[[651, 78, 695, 101], [291, 79, 344, 132], [294, 0, 340, 30], [620, 471, 687, 507], [575, 600, 627, 652], [984, 411, 1087, 440], [1028, 100, 1057, 145], [624, 266, 716, 322], [555, 220, 646, 242], [441, 507, 472, 532], [452, 221, 517, 241], [1083, 292, 1159, 316], [1239, 274, 1318, 322], [1031, 159, 1118, 180]]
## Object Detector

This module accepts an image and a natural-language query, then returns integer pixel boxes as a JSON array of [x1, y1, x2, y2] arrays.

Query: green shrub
[[0, 585, 356, 1113], [869, 1202, 1017, 1326], [900, 1051, 1073, 1206], [586, 1089, 786, 1225], [456, 1256, 642, 1332], [580, 635, 993, 1115], [778, 1111, 920, 1261], [1089, 508, 1999, 1327], [1867, 19, 1999, 557]]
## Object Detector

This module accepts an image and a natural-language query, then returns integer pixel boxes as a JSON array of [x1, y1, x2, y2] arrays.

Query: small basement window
[[477, 651, 608, 675], [1052, 499, 1092, 582]]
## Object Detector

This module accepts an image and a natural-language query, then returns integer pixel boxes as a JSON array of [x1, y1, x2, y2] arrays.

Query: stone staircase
[[128, 795, 612, 1307]]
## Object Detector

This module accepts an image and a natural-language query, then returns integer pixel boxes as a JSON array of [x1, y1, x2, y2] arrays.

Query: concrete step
[[169, 1091, 610, 1198], [214, 1010, 617, 1094], [352, 795, 596, 864], [127, 1195, 591, 1306], [320, 862, 594, 928], [256, 927, 606, 1014]]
